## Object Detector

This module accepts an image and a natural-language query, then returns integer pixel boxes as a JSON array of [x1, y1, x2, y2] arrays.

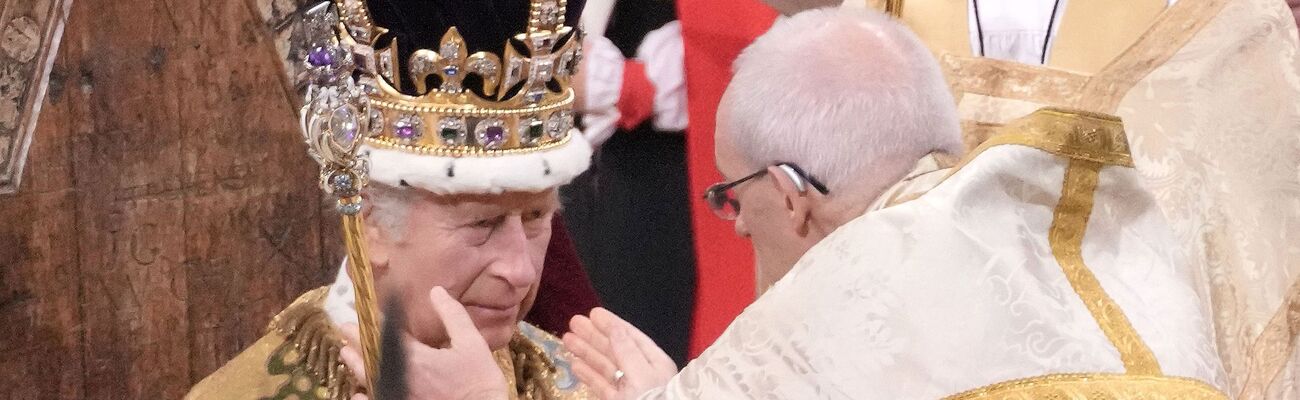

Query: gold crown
[[307, 0, 581, 157]]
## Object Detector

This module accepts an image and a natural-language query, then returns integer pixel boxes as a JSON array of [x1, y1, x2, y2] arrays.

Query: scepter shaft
[[340, 195, 382, 395]]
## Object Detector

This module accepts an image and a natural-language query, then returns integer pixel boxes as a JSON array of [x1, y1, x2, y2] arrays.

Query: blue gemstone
[[443, 65, 459, 76]]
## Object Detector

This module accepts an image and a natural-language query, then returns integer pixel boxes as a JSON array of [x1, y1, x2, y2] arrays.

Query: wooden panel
[[0, 49, 82, 399], [175, 0, 327, 381], [66, 0, 191, 396], [0, 0, 339, 398], [0, 0, 73, 194]]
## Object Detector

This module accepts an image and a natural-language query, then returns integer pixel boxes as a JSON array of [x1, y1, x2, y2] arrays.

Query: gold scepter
[[297, 2, 382, 393]]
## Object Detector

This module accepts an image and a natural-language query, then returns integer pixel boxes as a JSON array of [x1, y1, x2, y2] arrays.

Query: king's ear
[[359, 192, 391, 275]]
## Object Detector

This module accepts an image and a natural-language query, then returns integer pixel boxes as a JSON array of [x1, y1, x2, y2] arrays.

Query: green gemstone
[[527, 121, 544, 140], [440, 127, 460, 143]]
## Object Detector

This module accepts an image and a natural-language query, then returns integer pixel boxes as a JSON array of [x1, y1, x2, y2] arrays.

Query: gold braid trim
[[511, 334, 556, 399], [940, 107, 1164, 377], [505, 324, 591, 400], [1049, 158, 1160, 375], [884, 0, 904, 17], [263, 287, 356, 400], [941, 107, 1133, 187], [257, 290, 584, 400], [1237, 276, 1300, 400], [981, 107, 1132, 166], [943, 373, 1228, 399], [914, 107, 1232, 398]]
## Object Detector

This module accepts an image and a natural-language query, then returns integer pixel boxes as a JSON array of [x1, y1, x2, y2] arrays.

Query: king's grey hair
[[720, 8, 961, 201], [364, 182, 418, 240]]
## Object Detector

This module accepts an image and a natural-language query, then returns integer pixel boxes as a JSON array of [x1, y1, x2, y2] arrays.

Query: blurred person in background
[[565, 0, 697, 366]]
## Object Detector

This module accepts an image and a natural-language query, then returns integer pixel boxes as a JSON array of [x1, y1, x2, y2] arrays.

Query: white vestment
[[844, 0, 1300, 396], [642, 108, 1229, 399]]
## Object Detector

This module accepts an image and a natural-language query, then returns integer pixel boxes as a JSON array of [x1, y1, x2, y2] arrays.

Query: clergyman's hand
[[563, 308, 677, 400], [339, 287, 507, 400]]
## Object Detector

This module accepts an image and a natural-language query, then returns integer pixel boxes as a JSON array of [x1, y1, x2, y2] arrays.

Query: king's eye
[[471, 215, 506, 229], [523, 210, 546, 221]]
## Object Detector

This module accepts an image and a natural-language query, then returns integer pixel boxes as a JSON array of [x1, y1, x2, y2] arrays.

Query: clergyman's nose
[[734, 214, 751, 238]]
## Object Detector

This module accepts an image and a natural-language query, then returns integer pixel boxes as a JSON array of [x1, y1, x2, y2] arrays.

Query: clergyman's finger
[[591, 308, 665, 368], [625, 322, 676, 370], [591, 308, 674, 370], [588, 307, 622, 337], [570, 357, 619, 400], [570, 315, 613, 356], [608, 326, 652, 376], [562, 332, 619, 380], [428, 286, 486, 350]]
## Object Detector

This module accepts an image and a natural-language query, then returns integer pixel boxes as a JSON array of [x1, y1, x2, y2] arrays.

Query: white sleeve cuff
[[579, 34, 625, 147], [637, 21, 689, 132]]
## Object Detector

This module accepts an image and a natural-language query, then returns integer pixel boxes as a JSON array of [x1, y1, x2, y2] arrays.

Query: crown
[[300, 0, 582, 158]]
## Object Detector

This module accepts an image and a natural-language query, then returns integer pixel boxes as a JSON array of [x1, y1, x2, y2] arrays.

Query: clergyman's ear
[[767, 165, 813, 235]]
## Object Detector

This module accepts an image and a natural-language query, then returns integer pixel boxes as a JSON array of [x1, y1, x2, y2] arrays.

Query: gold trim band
[[1050, 158, 1160, 375], [365, 131, 573, 157], [943, 373, 1227, 399], [369, 90, 575, 116], [1237, 276, 1300, 400], [943, 107, 1134, 182]]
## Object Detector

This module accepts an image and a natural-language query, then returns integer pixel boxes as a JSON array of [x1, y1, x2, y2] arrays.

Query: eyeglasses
[[703, 163, 829, 220]]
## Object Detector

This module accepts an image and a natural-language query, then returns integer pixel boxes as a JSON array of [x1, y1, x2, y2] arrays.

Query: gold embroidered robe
[[185, 287, 589, 400]]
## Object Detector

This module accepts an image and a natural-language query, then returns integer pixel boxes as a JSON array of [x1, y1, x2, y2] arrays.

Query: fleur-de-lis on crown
[[371, 0, 578, 104], [407, 28, 503, 95]]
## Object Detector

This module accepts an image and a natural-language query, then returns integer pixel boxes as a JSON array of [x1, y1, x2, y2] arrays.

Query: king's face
[[375, 189, 559, 350]]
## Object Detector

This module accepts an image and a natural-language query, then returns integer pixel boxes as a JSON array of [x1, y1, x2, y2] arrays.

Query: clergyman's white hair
[[720, 8, 961, 200]]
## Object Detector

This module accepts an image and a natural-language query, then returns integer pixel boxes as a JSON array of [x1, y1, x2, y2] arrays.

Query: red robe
[[676, 1, 776, 356]]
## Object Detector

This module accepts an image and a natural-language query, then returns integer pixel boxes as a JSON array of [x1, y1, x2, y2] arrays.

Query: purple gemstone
[[485, 126, 505, 144], [307, 47, 335, 67], [395, 125, 418, 139]]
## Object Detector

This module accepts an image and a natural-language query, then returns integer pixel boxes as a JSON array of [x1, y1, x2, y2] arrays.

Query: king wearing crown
[[185, 0, 594, 398]]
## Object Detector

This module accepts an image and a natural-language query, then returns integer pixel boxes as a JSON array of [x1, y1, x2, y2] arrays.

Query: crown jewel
[[299, 0, 582, 161]]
